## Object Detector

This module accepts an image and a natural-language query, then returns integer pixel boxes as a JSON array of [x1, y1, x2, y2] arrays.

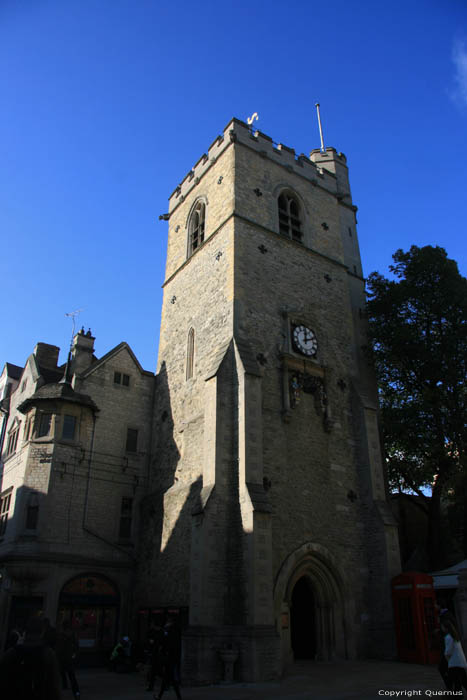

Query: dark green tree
[[367, 245, 467, 569]]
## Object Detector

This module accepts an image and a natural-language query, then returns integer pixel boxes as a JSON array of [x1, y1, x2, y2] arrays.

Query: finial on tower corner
[[315, 103, 326, 154]]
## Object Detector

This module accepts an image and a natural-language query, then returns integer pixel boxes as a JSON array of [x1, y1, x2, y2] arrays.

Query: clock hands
[[293, 325, 317, 356]]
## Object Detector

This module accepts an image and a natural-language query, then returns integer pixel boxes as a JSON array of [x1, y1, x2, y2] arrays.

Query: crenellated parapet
[[168, 118, 353, 214]]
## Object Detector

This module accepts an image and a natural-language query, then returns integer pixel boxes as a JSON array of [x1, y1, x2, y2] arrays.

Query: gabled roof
[[39, 365, 65, 384], [79, 342, 153, 378], [5, 363, 23, 380], [7, 415, 21, 431]]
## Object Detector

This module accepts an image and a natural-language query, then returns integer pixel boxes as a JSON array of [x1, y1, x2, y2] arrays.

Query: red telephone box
[[392, 572, 440, 664]]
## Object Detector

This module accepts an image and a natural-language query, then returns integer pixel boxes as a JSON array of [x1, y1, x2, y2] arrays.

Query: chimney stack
[[33, 343, 60, 369], [71, 328, 95, 375]]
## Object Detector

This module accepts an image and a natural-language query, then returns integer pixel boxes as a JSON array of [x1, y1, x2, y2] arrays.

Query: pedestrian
[[109, 638, 125, 671], [436, 608, 456, 689], [0, 615, 62, 699], [4, 628, 23, 651], [41, 616, 58, 650], [442, 618, 467, 692], [145, 626, 163, 692], [154, 617, 182, 700], [56, 619, 80, 699]]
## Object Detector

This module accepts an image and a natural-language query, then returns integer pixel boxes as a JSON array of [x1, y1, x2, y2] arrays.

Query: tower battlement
[[168, 118, 352, 214]]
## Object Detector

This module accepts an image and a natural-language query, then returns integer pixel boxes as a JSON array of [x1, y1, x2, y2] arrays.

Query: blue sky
[[1, 0, 466, 372]]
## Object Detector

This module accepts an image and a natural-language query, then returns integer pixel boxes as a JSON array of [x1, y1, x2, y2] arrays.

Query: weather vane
[[247, 112, 259, 131]]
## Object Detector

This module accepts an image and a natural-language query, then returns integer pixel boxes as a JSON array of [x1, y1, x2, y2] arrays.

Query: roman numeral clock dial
[[292, 324, 318, 357]]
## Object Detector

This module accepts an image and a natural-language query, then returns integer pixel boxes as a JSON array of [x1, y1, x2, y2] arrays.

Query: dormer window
[[278, 192, 302, 242], [188, 201, 205, 256]]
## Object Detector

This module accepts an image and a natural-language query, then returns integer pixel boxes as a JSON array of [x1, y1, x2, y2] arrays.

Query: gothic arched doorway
[[58, 573, 120, 663], [291, 576, 316, 659], [274, 542, 351, 669]]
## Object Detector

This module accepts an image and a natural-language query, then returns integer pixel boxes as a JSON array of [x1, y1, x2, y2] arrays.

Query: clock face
[[292, 325, 318, 357]]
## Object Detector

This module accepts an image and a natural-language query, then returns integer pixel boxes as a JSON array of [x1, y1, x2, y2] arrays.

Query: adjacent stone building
[[0, 331, 154, 658], [0, 118, 401, 678], [135, 118, 401, 681]]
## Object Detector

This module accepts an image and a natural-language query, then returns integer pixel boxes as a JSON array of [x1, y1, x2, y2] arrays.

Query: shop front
[[58, 573, 120, 666]]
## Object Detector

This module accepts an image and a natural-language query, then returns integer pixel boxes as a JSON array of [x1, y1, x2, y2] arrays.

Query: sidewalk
[[66, 660, 448, 700]]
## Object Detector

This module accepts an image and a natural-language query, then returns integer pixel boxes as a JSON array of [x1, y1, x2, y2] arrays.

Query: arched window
[[188, 201, 205, 256], [186, 328, 195, 380], [278, 192, 302, 242]]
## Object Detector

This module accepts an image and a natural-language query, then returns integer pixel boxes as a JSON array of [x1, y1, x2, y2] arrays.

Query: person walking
[[56, 620, 80, 699], [145, 626, 163, 692], [0, 615, 62, 700], [442, 618, 467, 692], [154, 618, 182, 700], [41, 617, 58, 650], [4, 627, 23, 651], [436, 608, 456, 689]]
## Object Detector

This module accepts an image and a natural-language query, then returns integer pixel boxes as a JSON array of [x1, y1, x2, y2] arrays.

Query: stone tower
[[137, 118, 400, 682]]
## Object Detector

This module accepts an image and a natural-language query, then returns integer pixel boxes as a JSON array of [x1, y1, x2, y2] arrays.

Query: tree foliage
[[367, 245, 467, 567]]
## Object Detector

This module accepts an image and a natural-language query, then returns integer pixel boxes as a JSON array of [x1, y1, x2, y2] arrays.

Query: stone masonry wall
[[140, 119, 399, 665], [137, 148, 237, 608]]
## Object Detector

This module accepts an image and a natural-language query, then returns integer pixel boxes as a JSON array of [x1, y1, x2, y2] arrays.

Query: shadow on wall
[[134, 346, 247, 632], [1, 484, 43, 551], [135, 361, 191, 607]]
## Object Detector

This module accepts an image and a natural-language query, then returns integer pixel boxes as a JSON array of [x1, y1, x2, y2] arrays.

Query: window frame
[[62, 414, 77, 441], [187, 200, 206, 257], [25, 493, 39, 532], [114, 371, 130, 387], [118, 496, 133, 540], [278, 191, 303, 242], [0, 489, 13, 537], [125, 427, 138, 453], [6, 426, 20, 456], [37, 412, 52, 438], [186, 327, 195, 380]]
